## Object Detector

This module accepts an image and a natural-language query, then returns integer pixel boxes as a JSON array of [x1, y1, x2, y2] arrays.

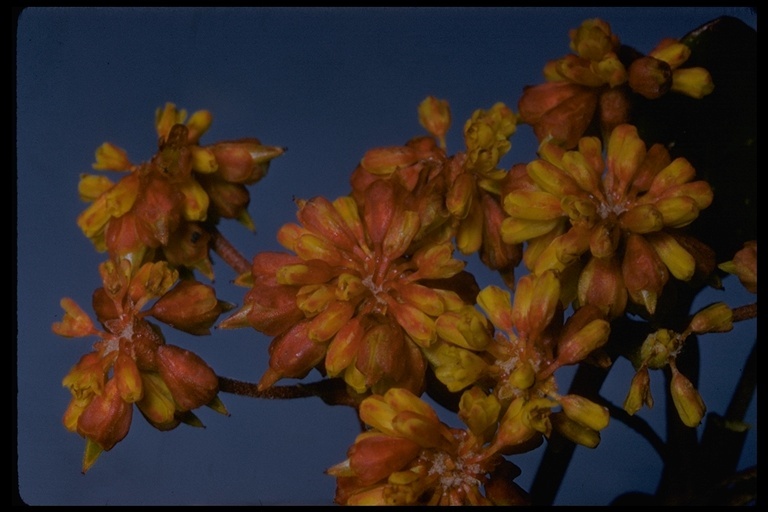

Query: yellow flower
[[501, 124, 713, 317]]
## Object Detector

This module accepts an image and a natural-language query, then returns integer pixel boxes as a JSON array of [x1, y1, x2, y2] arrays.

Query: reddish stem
[[210, 228, 251, 275], [217, 375, 363, 409]]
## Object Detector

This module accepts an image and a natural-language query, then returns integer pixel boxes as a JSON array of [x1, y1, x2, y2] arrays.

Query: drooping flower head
[[77, 103, 285, 277], [220, 179, 484, 396], [53, 258, 232, 471], [501, 124, 715, 318]]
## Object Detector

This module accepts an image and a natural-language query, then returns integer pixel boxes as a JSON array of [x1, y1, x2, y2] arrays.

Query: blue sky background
[[15, 7, 757, 506]]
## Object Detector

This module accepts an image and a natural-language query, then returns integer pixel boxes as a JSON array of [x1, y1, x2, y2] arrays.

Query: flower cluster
[[501, 124, 714, 317], [327, 387, 531, 505], [77, 103, 285, 277], [51, 14, 755, 506], [518, 18, 714, 148], [54, 258, 232, 471]]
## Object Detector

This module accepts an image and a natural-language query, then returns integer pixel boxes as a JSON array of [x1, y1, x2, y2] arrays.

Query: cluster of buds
[[77, 103, 285, 278], [54, 258, 233, 471], [221, 97, 526, 396], [624, 301, 735, 427], [500, 124, 715, 318], [518, 18, 714, 148], [328, 382, 609, 505]]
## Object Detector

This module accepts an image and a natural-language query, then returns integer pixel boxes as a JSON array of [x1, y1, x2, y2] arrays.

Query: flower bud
[[577, 256, 627, 319], [628, 56, 672, 99], [150, 279, 234, 335], [687, 302, 733, 334], [418, 96, 451, 148], [92, 142, 132, 171], [559, 394, 609, 431], [670, 367, 706, 427], [671, 67, 714, 99], [76, 378, 133, 451], [458, 386, 501, 439], [718, 240, 757, 294], [622, 233, 669, 315], [114, 352, 143, 403], [639, 328, 679, 369], [53, 298, 97, 338], [347, 433, 422, 486], [623, 366, 653, 415], [156, 344, 219, 411], [258, 322, 327, 390], [212, 139, 284, 184], [551, 411, 601, 448], [136, 371, 179, 430]]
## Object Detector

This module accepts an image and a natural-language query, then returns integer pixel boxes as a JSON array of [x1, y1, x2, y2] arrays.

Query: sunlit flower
[[53, 258, 230, 472], [501, 124, 714, 317], [77, 103, 284, 277], [327, 387, 530, 505]]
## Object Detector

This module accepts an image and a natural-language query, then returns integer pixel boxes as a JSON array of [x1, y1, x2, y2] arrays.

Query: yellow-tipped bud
[[670, 367, 706, 428], [458, 386, 501, 438], [190, 145, 219, 173], [648, 232, 696, 281], [93, 142, 132, 171], [671, 67, 715, 99], [559, 394, 609, 431], [688, 302, 733, 334]]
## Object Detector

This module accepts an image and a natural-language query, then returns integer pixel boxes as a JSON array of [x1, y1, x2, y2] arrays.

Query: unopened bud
[[688, 302, 733, 335], [551, 411, 601, 448], [212, 139, 284, 184], [156, 344, 219, 411], [670, 366, 706, 427], [559, 394, 609, 431], [149, 279, 234, 335], [628, 56, 672, 100], [76, 378, 133, 452]]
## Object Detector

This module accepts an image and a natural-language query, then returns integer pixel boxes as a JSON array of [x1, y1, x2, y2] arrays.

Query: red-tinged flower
[[518, 19, 714, 149], [500, 124, 714, 317], [76, 102, 284, 277], [327, 387, 530, 506], [220, 179, 482, 396], [55, 258, 229, 472], [718, 240, 757, 294]]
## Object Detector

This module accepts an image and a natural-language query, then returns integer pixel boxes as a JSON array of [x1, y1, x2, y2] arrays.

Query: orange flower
[[221, 179, 482, 396], [327, 388, 529, 505], [55, 258, 229, 472], [77, 103, 284, 277]]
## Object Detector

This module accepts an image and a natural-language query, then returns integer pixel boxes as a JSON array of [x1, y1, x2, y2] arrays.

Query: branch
[[217, 375, 363, 409]]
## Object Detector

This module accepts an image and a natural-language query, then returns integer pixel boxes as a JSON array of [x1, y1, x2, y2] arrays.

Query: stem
[[210, 228, 251, 275], [217, 375, 363, 409], [731, 302, 756, 323]]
